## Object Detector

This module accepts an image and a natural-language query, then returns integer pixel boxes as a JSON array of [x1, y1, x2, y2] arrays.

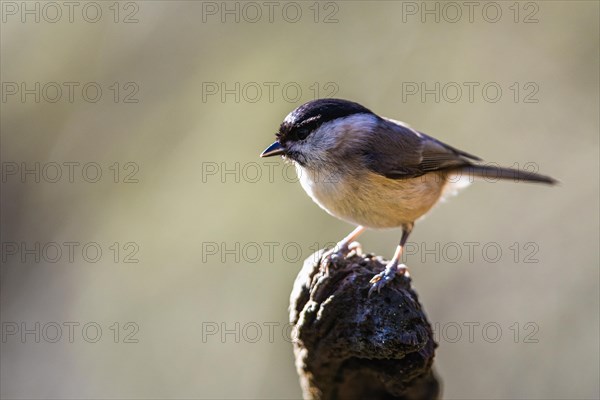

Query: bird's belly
[[298, 166, 447, 228]]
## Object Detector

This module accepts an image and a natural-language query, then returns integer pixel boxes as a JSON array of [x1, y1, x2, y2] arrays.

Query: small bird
[[260, 98, 556, 294]]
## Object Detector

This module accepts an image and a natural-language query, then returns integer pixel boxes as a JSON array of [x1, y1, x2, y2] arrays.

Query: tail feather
[[460, 165, 558, 185]]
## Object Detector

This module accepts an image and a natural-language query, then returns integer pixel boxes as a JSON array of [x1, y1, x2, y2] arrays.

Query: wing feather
[[364, 118, 481, 179]]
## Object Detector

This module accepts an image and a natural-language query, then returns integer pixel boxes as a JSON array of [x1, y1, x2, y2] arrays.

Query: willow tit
[[261, 98, 556, 294]]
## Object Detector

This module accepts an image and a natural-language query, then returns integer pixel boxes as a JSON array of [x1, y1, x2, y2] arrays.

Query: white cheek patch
[[287, 113, 378, 168]]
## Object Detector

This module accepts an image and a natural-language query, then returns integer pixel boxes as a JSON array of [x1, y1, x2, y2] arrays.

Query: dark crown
[[276, 98, 374, 144]]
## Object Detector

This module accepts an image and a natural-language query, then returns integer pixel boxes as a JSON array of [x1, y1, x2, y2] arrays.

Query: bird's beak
[[260, 141, 286, 157]]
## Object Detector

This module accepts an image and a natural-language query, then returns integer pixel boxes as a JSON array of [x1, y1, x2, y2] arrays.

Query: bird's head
[[260, 98, 377, 168]]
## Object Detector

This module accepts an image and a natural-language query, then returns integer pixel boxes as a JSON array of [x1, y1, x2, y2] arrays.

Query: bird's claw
[[321, 241, 363, 273], [346, 241, 363, 256], [368, 263, 409, 296]]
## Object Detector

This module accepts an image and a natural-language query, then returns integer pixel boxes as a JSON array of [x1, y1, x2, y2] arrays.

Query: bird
[[260, 98, 557, 295]]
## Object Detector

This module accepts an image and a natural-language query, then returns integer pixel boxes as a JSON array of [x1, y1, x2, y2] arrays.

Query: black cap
[[277, 98, 374, 144]]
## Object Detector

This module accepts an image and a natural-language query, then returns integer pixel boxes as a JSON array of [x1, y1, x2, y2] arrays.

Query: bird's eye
[[296, 127, 311, 140]]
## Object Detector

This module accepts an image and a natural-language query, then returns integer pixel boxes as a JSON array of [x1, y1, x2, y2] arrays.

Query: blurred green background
[[1, 1, 598, 399]]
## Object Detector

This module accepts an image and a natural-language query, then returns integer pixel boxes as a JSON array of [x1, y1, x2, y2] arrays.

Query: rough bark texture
[[289, 247, 441, 400]]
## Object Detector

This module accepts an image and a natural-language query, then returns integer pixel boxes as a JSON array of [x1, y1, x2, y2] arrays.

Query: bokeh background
[[1, 1, 598, 399]]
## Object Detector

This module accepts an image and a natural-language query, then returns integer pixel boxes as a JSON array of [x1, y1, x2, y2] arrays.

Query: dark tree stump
[[289, 247, 441, 400]]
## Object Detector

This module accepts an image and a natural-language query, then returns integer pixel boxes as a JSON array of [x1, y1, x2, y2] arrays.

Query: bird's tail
[[458, 165, 558, 185]]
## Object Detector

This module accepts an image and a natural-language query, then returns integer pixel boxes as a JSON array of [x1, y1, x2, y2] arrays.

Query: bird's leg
[[369, 223, 414, 296], [336, 225, 366, 255], [321, 226, 365, 265]]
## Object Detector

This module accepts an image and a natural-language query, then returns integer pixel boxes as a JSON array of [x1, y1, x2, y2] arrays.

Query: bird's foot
[[346, 241, 363, 256], [321, 241, 363, 274], [323, 241, 363, 260], [368, 261, 409, 296]]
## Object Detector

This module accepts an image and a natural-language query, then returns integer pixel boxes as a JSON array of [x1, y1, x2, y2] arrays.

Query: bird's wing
[[364, 118, 482, 179]]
